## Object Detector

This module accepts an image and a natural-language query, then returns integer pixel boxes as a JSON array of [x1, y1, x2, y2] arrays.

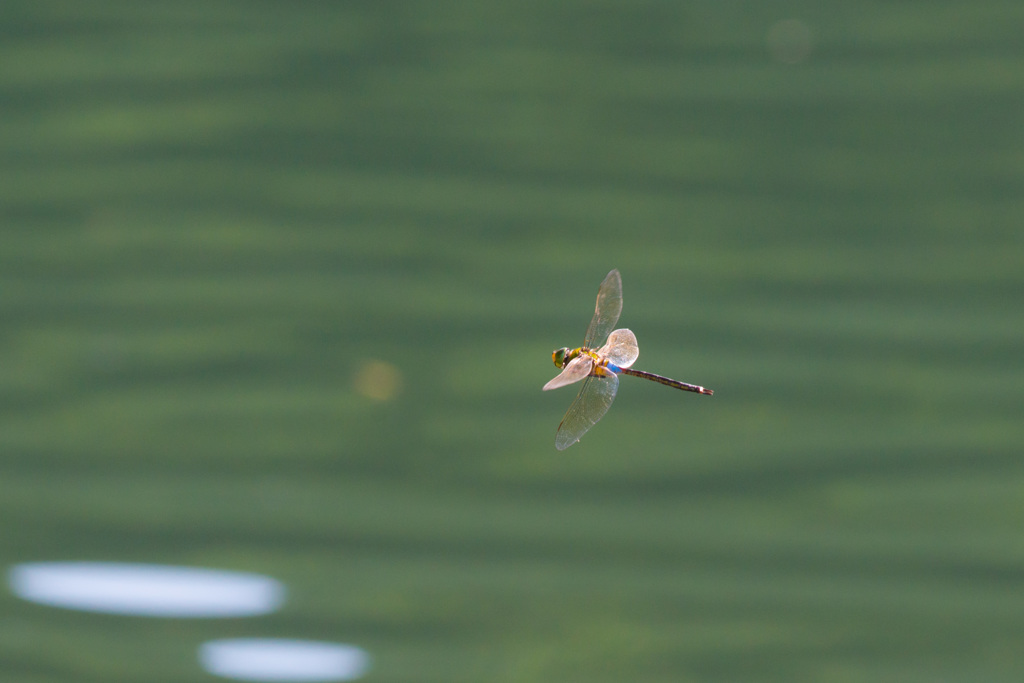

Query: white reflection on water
[[8, 562, 285, 617], [199, 639, 370, 682]]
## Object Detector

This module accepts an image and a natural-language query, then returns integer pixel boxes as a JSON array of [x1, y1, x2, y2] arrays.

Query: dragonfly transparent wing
[[597, 328, 638, 369], [583, 269, 622, 349], [543, 355, 594, 391], [554, 372, 619, 450]]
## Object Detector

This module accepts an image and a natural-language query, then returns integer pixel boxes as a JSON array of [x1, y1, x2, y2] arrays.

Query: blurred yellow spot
[[353, 360, 403, 401]]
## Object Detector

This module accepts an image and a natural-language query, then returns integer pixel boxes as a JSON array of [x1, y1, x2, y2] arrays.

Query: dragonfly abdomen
[[619, 367, 713, 395]]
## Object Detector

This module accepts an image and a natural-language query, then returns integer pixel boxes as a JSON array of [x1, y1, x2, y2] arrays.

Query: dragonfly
[[543, 269, 713, 450]]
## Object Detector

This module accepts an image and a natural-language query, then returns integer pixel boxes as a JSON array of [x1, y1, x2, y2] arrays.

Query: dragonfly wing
[[554, 372, 619, 450], [597, 328, 639, 369], [583, 269, 622, 349], [543, 355, 594, 391]]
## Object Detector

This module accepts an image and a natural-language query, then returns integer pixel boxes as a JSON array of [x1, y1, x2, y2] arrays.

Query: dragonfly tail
[[620, 368, 713, 395]]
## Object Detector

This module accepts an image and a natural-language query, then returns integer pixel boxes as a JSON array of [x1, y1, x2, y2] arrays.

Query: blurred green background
[[2, 1, 1023, 681]]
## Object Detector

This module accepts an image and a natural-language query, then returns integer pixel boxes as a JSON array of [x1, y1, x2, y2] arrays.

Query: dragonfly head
[[551, 347, 570, 368]]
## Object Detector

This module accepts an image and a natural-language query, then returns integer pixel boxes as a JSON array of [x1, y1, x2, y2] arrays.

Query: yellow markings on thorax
[[581, 348, 616, 377], [554, 347, 615, 377]]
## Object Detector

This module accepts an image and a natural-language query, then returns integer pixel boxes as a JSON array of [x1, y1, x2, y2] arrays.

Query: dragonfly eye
[[552, 348, 569, 368]]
